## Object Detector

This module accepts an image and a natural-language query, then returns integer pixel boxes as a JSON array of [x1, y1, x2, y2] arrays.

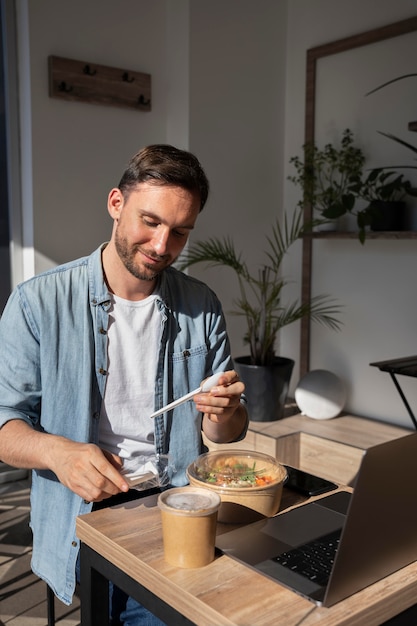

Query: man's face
[[109, 182, 200, 282]]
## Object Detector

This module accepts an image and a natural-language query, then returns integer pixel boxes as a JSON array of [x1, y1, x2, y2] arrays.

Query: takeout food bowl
[[186, 450, 287, 523]]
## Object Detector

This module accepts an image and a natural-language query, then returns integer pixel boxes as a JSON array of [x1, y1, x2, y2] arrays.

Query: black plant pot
[[370, 200, 407, 231], [234, 356, 295, 422]]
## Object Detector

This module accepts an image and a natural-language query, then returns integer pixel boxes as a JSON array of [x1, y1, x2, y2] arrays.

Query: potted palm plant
[[178, 210, 342, 421]]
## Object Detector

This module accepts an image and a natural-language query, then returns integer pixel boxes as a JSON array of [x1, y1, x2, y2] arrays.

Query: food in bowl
[[192, 455, 276, 488], [187, 450, 287, 523]]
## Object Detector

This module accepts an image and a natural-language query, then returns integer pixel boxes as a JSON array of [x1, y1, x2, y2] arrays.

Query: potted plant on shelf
[[289, 128, 416, 243], [354, 168, 413, 233], [288, 128, 365, 232], [178, 210, 342, 422]]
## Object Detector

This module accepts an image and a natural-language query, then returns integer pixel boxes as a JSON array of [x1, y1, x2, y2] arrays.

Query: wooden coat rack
[[48, 56, 151, 112]]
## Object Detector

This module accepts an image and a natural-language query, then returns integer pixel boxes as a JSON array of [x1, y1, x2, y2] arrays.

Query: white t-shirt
[[99, 292, 162, 475]]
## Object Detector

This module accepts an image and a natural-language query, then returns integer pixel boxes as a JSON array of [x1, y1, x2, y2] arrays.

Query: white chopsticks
[[150, 372, 223, 419]]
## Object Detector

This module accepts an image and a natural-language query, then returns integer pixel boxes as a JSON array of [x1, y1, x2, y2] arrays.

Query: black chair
[[47, 584, 55, 626]]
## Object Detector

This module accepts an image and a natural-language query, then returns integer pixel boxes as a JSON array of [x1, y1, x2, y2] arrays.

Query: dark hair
[[118, 144, 209, 211]]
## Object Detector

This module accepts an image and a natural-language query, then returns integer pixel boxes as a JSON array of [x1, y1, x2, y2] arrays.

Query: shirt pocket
[[170, 344, 208, 398]]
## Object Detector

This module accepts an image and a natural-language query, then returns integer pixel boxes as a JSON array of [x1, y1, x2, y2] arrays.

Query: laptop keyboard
[[273, 529, 341, 586]]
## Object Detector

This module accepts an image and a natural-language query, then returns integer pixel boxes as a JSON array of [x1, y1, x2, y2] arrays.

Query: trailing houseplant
[[178, 209, 342, 421], [288, 128, 365, 228]]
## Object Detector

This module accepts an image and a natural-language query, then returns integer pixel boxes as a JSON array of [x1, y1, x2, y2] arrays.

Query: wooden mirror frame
[[300, 15, 417, 376]]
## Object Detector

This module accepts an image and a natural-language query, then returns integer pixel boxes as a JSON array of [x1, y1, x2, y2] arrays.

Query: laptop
[[216, 432, 417, 607]]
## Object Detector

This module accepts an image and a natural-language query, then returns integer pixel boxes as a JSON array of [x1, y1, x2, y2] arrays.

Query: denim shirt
[[0, 245, 246, 605]]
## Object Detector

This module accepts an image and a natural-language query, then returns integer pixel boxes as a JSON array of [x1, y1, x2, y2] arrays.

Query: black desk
[[370, 356, 417, 429]]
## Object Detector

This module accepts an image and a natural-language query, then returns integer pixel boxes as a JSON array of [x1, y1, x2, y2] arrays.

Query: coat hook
[[83, 64, 97, 76], [138, 94, 151, 106], [58, 81, 73, 93], [122, 72, 134, 83]]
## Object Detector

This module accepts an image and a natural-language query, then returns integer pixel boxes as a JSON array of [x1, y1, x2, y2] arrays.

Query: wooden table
[[76, 487, 417, 626]]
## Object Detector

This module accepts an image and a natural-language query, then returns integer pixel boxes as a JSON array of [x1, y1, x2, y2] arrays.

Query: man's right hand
[[0, 420, 129, 502], [50, 439, 130, 502]]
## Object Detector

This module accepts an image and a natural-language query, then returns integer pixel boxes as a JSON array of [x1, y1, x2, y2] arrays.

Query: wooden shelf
[[305, 230, 417, 240], [207, 413, 411, 485]]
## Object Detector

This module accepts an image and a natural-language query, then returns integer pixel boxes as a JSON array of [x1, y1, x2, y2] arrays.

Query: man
[[0, 145, 248, 624]]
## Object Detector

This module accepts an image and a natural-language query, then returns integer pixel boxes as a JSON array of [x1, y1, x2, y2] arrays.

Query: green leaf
[[178, 210, 343, 365], [365, 74, 417, 96], [378, 131, 417, 156]]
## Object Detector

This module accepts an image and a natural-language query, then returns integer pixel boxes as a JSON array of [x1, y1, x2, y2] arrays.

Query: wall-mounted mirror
[[300, 16, 417, 375]]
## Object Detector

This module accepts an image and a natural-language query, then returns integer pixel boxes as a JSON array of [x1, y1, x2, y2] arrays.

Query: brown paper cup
[[158, 487, 221, 568]]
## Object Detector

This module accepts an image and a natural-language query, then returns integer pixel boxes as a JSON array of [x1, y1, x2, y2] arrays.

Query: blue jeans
[[76, 559, 165, 625], [110, 583, 166, 626]]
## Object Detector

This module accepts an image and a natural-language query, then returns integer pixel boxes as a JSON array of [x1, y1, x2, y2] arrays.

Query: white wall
[[11, 0, 417, 428], [20, 0, 286, 354], [187, 0, 287, 361], [27, 0, 172, 268]]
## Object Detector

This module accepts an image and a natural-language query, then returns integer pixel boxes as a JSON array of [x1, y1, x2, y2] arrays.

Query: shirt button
[[183, 350, 190, 357], [99, 367, 107, 375], [71, 541, 78, 548], [99, 327, 107, 334]]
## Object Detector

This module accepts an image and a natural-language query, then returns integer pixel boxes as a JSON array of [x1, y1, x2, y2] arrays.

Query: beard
[[114, 229, 171, 281]]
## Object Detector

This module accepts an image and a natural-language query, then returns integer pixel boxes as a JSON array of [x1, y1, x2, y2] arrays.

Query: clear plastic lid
[[187, 450, 285, 489]]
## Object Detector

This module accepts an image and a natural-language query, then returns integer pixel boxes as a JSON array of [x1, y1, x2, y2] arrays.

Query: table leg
[[80, 543, 109, 626], [389, 373, 417, 430]]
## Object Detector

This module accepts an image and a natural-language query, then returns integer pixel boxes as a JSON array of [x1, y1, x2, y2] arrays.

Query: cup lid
[[158, 486, 221, 516]]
